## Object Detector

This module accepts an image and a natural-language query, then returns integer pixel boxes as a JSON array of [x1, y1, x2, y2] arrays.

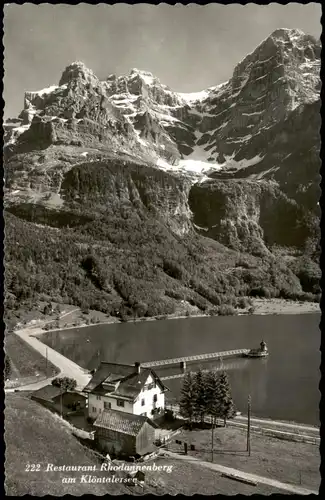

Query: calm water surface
[[41, 313, 320, 425]]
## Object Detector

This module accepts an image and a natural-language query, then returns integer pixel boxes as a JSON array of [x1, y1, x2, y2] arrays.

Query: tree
[[51, 377, 77, 391], [4, 355, 11, 379], [205, 370, 220, 425], [43, 302, 53, 315], [51, 377, 77, 418], [193, 368, 207, 424], [216, 371, 236, 426], [54, 304, 61, 314], [179, 372, 196, 427]]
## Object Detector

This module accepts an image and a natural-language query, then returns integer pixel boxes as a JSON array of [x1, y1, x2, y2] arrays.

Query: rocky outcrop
[[60, 160, 193, 235], [3, 28, 320, 255], [189, 180, 315, 253], [190, 28, 320, 165], [4, 28, 321, 319]]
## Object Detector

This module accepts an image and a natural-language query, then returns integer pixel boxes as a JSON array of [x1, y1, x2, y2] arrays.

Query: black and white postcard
[[3, 3, 321, 495]]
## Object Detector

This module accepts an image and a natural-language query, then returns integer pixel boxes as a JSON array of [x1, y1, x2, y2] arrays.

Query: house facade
[[83, 362, 167, 421]]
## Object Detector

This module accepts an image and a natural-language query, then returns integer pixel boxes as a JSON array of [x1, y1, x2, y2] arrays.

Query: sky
[[3, 3, 321, 119]]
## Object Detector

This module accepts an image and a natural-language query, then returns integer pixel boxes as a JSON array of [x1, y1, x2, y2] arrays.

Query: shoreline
[[10, 298, 319, 428], [251, 298, 320, 316], [33, 297, 320, 338]]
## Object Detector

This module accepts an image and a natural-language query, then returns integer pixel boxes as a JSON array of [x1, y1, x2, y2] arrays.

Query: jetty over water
[[141, 349, 250, 369], [160, 359, 249, 380]]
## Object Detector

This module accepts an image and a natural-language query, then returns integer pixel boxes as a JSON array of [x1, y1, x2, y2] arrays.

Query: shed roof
[[31, 384, 65, 402], [93, 409, 158, 436]]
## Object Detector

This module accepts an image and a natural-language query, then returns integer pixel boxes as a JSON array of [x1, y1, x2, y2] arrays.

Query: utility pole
[[60, 387, 63, 419], [247, 394, 251, 456], [211, 416, 214, 463], [45, 347, 48, 377]]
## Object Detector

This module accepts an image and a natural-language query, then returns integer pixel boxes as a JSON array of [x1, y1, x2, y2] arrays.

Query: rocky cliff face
[[4, 29, 321, 316], [189, 179, 316, 254]]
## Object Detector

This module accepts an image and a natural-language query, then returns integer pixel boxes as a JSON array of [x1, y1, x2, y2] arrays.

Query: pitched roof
[[83, 363, 135, 393], [31, 384, 65, 402], [83, 362, 167, 400], [93, 409, 157, 436]]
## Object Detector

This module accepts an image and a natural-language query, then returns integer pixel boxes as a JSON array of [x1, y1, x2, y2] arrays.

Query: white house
[[83, 361, 168, 420]]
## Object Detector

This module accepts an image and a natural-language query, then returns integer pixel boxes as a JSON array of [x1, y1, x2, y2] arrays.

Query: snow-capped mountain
[[4, 28, 321, 320], [4, 28, 320, 191], [4, 28, 320, 231]]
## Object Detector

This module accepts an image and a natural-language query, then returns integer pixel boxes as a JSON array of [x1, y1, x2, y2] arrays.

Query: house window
[[96, 395, 101, 401], [104, 402, 111, 410], [141, 398, 145, 406], [92, 407, 97, 413], [145, 381, 156, 390], [153, 394, 157, 403], [117, 399, 125, 407]]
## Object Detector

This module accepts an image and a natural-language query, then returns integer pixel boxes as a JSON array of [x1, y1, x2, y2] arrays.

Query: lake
[[41, 313, 321, 425]]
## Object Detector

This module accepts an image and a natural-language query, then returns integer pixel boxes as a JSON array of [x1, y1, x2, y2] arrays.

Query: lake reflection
[[41, 313, 320, 425]]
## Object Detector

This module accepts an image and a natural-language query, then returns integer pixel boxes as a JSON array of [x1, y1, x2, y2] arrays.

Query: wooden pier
[[160, 359, 248, 380], [141, 348, 250, 369]]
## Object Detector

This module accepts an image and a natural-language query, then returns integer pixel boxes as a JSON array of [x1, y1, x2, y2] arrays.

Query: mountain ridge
[[4, 28, 320, 323]]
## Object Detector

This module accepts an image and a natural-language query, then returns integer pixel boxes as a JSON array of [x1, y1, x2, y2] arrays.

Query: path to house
[[6, 320, 91, 392], [162, 450, 318, 495]]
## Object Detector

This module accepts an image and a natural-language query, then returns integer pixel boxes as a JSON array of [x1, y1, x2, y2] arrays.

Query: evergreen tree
[[217, 371, 236, 426], [193, 368, 207, 424], [205, 370, 220, 425], [179, 372, 195, 427], [4, 355, 11, 379]]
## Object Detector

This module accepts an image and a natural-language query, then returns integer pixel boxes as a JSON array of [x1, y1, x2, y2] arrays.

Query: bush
[[163, 259, 184, 280], [237, 297, 249, 309], [52, 377, 77, 390], [299, 292, 319, 303], [235, 259, 255, 269], [165, 289, 184, 300], [217, 305, 237, 316], [249, 287, 273, 299]]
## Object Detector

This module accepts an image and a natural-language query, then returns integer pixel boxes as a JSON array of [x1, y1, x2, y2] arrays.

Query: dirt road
[[8, 326, 91, 391]]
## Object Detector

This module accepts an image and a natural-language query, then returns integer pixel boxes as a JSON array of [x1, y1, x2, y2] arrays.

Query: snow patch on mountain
[[178, 89, 210, 103], [223, 154, 265, 171], [29, 85, 58, 96]]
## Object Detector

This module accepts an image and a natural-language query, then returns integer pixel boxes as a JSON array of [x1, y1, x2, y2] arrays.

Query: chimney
[[134, 362, 141, 374]]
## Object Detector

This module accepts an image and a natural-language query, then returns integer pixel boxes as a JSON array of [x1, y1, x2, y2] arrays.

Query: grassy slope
[[5, 394, 289, 496], [144, 457, 289, 495], [170, 426, 320, 491], [4, 393, 132, 496], [5, 333, 59, 380]]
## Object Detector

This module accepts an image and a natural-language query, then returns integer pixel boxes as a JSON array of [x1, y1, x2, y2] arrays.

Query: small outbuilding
[[31, 385, 86, 416], [93, 409, 158, 458]]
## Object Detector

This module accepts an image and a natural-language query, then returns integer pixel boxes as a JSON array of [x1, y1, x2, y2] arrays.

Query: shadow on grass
[[159, 420, 185, 431], [170, 447, 247, 456]]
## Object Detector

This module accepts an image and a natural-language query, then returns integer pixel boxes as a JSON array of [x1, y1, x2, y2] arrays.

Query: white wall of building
[[133, 373, 165, 417], [87, 372, 165, 419], [88, 393, 133, 418]]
